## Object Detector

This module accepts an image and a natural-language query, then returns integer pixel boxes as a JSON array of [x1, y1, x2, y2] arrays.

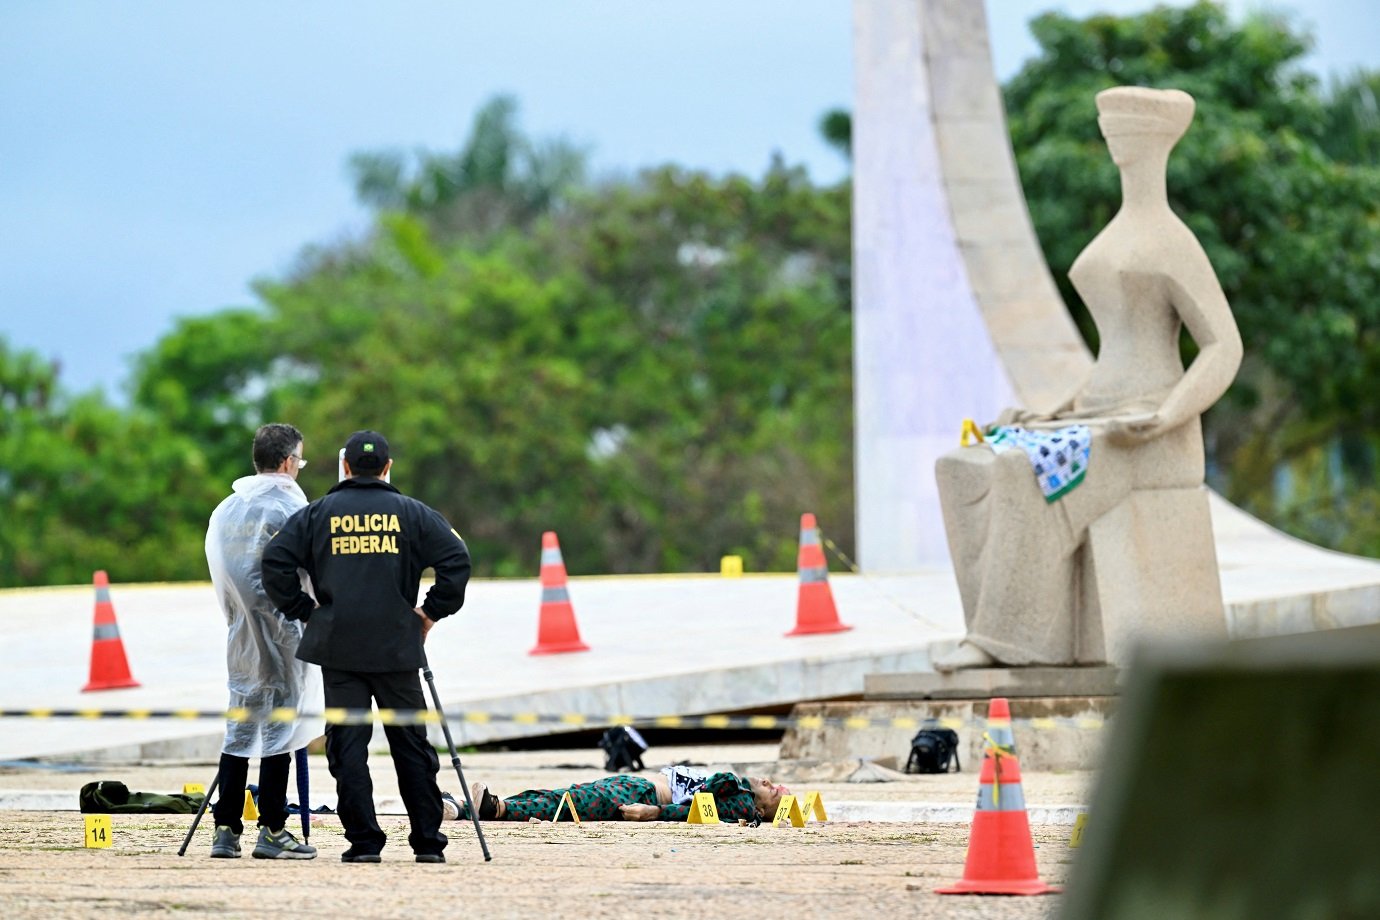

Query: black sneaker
[[415, 853, 446, 864], [209, 825, 241, 859], [441, 791, 460, 821], [341, 849, 382, 864], [252, 826, 317, 860]]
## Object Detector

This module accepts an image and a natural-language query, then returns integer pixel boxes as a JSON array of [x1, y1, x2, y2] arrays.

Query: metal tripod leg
[[177, 769, 221, 857], [421, 657, 492, 861]]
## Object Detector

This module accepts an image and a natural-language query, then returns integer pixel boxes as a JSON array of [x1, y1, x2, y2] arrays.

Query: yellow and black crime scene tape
[[0, 707, 1106, 732]]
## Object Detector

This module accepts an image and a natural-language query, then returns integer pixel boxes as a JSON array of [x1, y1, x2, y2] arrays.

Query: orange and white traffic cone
[[529, 532, 590, 655], [785, 513, 851, 637], [81, 570, 141, 692], [935, 698, 1059, 896]]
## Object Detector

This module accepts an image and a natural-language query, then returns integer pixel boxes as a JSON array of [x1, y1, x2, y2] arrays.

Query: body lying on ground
[[446, 767, 788, 824]]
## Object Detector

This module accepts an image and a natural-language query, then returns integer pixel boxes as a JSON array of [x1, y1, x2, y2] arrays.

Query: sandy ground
[[0, 744, 1086, 919]]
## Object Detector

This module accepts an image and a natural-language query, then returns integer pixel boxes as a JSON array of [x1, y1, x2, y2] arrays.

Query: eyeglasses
[[290, 454, 308, 467]]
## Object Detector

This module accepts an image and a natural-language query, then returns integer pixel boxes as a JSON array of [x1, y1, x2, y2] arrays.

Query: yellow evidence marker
[[551, 791, 582, 824], [799, 791, 828, 822], [242, 790, 258, 821], [183, 783, 205, 796], [84, 814, 112, 849], [771, 795, 805, 828], [719, 555, 744, 577], [960, 418, 987, 446], [1070, 812, 1089, 848], [686, 792, 720, 824]]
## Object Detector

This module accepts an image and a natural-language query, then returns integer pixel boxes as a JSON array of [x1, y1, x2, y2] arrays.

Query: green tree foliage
[[129, 309, 290, 480], [0, 337, 221, 587], [259, 153, 851, 577], [1004, 1, 1380, 555], [12, 2, 1378, 586], [349, 94, 587, 238], [819, 108, 852, 162], [1318, 69, 1380, 164]]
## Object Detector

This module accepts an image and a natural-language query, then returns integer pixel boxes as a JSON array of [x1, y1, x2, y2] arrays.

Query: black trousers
[[322, 667, 446, 857], [211, 751, 290, 835]]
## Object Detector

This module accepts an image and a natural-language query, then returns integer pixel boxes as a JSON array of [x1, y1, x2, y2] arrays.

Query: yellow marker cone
[[772, 795, 806, 828], [800, 791, 828, 822], [720, 555, 744, 577], [84, 814, 112, 848], [551, 791, 582, 824], [960, 418, 987, 446], [686, 792, 720, 824], [242, 789, 258, 822], [1070, 812, 1088, 848]]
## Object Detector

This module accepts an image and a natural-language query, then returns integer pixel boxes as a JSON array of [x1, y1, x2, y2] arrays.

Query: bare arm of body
[[617, 773, 673, 820]]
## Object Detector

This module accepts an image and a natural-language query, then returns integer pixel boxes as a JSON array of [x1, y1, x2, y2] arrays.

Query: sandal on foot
[[472, 783, 500, 820]]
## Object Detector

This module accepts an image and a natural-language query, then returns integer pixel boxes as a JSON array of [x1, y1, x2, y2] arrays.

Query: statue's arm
[[1107, 245, 1243, 444], [1158, 247, 1244, 429]]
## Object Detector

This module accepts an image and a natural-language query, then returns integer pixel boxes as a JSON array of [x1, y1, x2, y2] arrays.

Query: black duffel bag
[[79, 780, 205, 814]]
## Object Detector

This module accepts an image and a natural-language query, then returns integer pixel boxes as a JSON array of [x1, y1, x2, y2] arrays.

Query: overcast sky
[[1, 0, 1374, 398]]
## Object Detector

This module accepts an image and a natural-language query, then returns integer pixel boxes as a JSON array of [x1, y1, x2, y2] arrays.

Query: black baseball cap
[[343, 430, 390, 474]]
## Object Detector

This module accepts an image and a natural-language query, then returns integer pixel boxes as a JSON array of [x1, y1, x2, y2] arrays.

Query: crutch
[[421, 653, 491, 861], [176, 769, 221, 856]]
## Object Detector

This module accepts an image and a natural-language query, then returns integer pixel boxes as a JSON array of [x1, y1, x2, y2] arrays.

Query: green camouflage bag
[[79, 780, 205, 814]]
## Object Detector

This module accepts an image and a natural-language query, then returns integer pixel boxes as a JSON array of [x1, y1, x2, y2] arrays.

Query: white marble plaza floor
[[3, 495, 1378, 762]]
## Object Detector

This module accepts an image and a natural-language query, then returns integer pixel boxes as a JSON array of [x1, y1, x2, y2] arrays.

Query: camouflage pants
[[467, 775, 658, 821]]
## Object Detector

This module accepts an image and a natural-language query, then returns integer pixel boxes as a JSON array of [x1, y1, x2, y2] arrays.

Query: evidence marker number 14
[[85, 814, 112, 849]]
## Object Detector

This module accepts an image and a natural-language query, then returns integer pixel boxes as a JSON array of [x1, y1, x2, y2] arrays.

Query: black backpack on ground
[[598, 725, 649, 772], [905, 728, 961, 774]]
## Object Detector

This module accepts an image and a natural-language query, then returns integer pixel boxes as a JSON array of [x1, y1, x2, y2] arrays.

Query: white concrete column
[[852, 0, 1018, 571]]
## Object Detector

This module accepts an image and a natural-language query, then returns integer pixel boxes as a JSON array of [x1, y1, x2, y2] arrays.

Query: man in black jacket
[[262, 430, 470, 864]]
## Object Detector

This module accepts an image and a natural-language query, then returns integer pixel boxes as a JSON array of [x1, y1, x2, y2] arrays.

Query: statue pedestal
[[780, 668, 1118, 771], [864, 667, 1119, 700]]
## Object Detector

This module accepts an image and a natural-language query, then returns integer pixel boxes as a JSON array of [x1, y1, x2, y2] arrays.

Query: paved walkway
[[0, 572, 960, 761], [0, 743, 1094, 823], [2, 497, 1378, 761]]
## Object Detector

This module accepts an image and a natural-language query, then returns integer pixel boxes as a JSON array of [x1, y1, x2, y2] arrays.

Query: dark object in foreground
[[1061, 624, 1380, 920]]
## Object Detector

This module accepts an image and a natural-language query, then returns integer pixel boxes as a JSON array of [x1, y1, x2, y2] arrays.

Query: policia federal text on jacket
[[262, 482, 469, 673], [261, 429, 470, 863]]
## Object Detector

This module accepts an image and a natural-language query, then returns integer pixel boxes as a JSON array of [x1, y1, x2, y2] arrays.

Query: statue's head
[[1095, 87, 1195, 165]]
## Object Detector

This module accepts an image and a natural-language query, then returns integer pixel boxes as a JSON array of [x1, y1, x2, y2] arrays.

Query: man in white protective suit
[[203, 423, 321, 860]]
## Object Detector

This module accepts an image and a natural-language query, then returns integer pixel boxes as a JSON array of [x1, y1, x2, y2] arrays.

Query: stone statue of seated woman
[[933, 86, 1243, 671]]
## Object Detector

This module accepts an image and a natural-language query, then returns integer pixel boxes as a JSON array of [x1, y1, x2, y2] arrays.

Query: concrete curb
[[829, 801, 1084, 824]]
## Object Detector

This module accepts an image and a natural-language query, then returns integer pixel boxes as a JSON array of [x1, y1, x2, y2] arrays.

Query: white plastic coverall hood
[[205, 472, 321, 757]]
